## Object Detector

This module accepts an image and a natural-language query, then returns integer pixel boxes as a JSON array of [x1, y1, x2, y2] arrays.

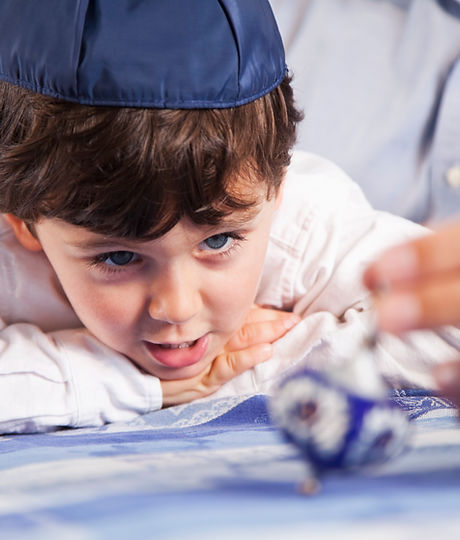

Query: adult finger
[[374, 274, 460, 333], [364, 222, 460, 289], [434, 360, 460, 411]]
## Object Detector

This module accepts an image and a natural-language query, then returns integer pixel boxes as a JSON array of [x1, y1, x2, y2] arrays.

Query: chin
[[137, 356, 212, 381]]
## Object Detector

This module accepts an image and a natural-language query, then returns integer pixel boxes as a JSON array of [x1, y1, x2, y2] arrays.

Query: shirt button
[[446, 165, 460, 188]]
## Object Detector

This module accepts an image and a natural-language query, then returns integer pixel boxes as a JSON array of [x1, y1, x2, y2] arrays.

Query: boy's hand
[[161, 305, 300, 407]]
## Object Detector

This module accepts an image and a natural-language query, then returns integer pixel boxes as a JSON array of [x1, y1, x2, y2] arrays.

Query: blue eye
[[104, 251, 137, 266], [203, 234, 232, 251]]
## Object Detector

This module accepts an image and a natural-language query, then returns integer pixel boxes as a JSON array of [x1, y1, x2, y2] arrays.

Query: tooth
[[158, 341, 194, 349]]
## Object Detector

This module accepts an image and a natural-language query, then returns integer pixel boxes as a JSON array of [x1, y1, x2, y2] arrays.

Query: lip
[[144, 334, 209, 368]]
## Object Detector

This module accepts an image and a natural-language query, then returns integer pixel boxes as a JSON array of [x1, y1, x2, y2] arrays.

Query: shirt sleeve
[[0, 321, 162, 434]]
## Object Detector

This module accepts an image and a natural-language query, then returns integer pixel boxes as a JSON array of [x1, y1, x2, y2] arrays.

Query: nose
[[147, 265, 202, 324]]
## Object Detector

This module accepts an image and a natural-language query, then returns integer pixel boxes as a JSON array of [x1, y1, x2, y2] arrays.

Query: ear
[[3, 214, 43, 252]]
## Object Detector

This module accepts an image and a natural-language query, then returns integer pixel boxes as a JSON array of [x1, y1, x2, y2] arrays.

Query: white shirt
[[1, 152, 458, 433], [270, 0, 460, 223]]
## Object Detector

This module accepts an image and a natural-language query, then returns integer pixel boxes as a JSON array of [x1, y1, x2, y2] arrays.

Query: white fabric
[[0, 151, 458, 432], [270, 0, 460, 223], [212, 152, 460, 398]]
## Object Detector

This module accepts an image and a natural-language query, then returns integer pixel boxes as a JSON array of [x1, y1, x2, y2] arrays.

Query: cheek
[[64, 280, 143, 341], [208, 247, 267, 327]]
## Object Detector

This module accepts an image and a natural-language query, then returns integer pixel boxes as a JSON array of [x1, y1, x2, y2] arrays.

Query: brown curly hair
[[0, 76, 303, 239]]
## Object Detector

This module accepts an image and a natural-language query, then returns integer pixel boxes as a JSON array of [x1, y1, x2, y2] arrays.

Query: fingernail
[[284, 315, 301, 330], [377, 293, 421, 333]]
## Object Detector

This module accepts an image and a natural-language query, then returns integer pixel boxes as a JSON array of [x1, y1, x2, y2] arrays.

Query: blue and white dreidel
[[269, 334, 411, 493]]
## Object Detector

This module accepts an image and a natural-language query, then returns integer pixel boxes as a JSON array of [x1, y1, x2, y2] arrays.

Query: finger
[[225, 314, 300, 351], [375, 274, 460, 333], [245, 304, 298, 324], [160, 372, 206, 407], [162, 343, 274, 405], [433, 360, 460, 409], [209, 343, 273, 386], [365, 223, 460, 290]]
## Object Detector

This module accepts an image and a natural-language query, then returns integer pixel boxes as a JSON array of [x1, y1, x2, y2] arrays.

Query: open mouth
[[144, 334, 209, 368], [157, 340, 197, 350]]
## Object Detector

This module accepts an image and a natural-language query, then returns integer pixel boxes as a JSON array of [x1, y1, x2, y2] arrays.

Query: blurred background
[[270, 0, 460, 224]]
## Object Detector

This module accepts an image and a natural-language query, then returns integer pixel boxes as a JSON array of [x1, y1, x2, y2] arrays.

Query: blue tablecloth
[[0, 390, 459, 539]]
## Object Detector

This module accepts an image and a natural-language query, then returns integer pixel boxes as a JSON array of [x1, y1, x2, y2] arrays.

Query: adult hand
[[161, 305, 300, 407], [364, 221, 460, 333], [363, 220, 460, 408]]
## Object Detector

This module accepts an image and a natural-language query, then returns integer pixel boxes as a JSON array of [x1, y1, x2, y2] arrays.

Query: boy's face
[[11, 181, 282, 381]]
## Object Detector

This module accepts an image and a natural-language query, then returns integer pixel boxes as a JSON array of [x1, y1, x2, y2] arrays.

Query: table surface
[[0, 390, 459, 540]]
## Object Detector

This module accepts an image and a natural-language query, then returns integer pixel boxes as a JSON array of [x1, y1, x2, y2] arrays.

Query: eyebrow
[[66, 204, 264, 250], [65, 237, 133, 250]]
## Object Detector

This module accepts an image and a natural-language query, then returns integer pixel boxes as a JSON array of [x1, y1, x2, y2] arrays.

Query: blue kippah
[[0, 0, 286, 109]]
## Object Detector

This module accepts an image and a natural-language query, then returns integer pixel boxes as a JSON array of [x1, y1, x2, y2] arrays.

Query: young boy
[[0, 0, 458, 434]]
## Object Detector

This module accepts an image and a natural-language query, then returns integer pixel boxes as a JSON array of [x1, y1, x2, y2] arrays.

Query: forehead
[[38, 191, 271, 250]]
